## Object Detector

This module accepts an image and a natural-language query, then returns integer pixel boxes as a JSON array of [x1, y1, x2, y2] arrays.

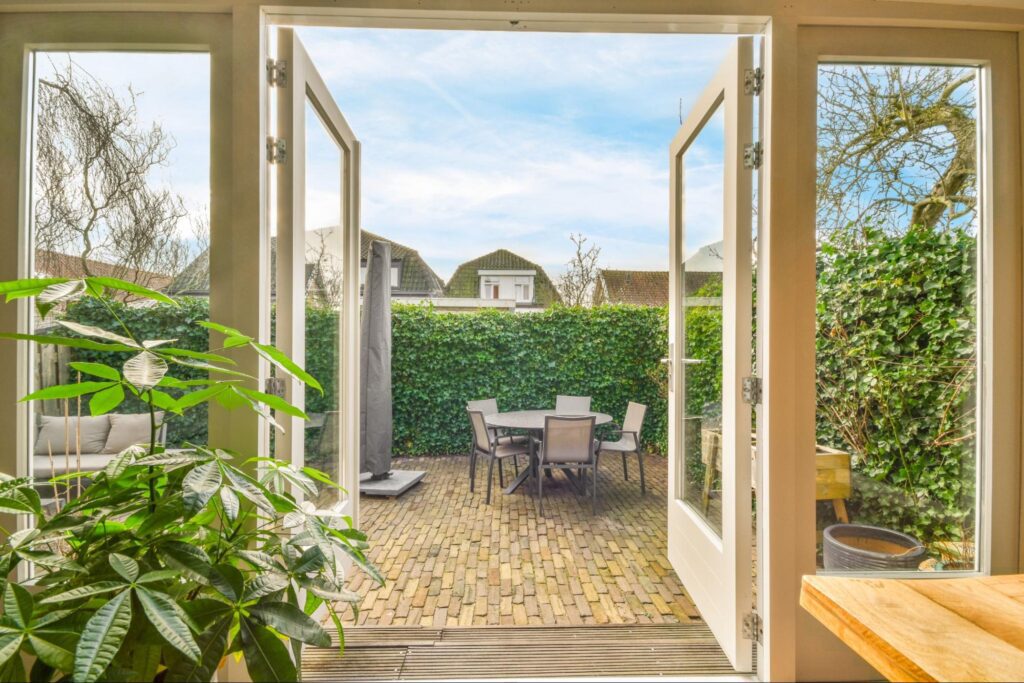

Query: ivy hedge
[[816, 225, 977, 543]]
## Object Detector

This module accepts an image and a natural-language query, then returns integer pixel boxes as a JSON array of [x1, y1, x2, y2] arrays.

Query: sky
[[295, 28, 736, 280], [34, 31, 742, 282]]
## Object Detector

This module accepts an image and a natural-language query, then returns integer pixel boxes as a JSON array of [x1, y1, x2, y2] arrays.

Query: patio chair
[[555, 395, 592, 414], [467, 409, 530, 504], [597, 402, 648, 494], [466, 398, 527, 468], [536, 415, 598, 515]]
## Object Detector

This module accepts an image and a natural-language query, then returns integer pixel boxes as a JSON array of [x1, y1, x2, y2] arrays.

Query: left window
[[26, 51, 210, 506]]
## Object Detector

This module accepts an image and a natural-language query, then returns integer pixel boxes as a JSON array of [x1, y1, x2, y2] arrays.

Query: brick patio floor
[[344, 454, 701, 627]]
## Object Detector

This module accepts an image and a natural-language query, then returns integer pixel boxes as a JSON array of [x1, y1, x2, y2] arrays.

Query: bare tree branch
[[556, 233, 600, 307]]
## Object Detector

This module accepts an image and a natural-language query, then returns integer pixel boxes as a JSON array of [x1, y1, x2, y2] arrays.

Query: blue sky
[[294, 28, 735, 279], [36, 31, 739, 281]]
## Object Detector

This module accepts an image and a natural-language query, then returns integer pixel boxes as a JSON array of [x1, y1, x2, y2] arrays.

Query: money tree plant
[[0, 276, 379, 682]]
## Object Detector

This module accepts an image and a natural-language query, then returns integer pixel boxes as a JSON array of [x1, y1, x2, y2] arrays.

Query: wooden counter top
[[800, 574, 1024, 682]]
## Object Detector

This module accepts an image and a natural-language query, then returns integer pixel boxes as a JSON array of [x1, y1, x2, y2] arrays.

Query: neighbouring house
[[36, 249, 175, 295], [682, 240, 724, 295], [444, 249, 561, 309], [593, 269, 669, 306], [167, 228, 444, 302]]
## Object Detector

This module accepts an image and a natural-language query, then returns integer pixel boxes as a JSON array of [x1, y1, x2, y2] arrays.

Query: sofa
[[33, 413, 166, 478]]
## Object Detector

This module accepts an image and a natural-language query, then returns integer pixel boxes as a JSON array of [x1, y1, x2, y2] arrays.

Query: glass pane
[[304, 99, 344, 509], [679, 104, 726, 536], [815, 64, 980, 572], [28, 52, 210, 509]]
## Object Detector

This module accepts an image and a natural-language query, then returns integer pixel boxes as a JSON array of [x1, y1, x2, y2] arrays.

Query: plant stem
[[147, 388, 157, 513]]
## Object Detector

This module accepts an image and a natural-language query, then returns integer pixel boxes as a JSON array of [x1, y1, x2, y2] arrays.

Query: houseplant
[[0, 276, 379, 682]]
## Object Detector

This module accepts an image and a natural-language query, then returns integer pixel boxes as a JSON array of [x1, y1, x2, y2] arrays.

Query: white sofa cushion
[[34, 415, 110, 456], [33, 453, 115, 477], [103, 412, 164, 454]]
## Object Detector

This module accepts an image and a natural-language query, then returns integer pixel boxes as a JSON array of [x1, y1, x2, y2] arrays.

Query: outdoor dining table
[[484, 409, 613, 494]]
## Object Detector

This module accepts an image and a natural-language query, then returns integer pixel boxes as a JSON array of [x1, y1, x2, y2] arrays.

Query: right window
[[815, 63, 980, 572]]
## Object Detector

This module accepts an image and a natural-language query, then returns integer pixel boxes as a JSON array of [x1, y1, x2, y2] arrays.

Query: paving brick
[[347, 454, 697, 627]]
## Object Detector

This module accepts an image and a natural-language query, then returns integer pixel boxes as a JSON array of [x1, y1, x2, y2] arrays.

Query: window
[[814, 63, 981, 573], [26, 51, 210, 505], [515, 283, 532, 303]]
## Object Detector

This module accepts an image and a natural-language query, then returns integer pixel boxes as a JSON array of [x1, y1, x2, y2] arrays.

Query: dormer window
[[478, 269, 536, 304]]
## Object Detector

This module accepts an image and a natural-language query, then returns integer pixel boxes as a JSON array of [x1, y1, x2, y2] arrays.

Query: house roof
[[443, 249, 561, 306], [167, 229, 444, 297], [594, 269, 668, 307], [684, 240, 724, 272], [36, 249, 174, 292]]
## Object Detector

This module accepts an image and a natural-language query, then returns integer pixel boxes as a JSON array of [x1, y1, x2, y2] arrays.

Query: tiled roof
[[167, 229, 444, 297], [593, 269, 668, 307], [36, 249, 174, 292], [443, 249, 561, 306]]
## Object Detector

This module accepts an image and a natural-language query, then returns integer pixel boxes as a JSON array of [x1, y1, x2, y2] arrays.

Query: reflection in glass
[[679, 105, 726, 536], [303, 100, 344, 510]]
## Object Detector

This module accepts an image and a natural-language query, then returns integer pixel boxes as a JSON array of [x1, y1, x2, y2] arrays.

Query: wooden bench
[[700, 429, 851, 523]]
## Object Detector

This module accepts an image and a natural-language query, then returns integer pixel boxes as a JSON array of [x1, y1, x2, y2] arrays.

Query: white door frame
[[667, 36, 754, 673], [271, 26, 361, 521]]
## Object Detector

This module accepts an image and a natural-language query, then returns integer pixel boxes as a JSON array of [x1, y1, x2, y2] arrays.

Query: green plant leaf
[[208, 564, 244, 603], [57, 320, 138, 348], [74, 590, 132, 683], [89, 383, 126, 416], [27, 631, 77, 671], [221, 466, 275, 514], [137, 569, 182, 585], [0, 333, 136, 353], [69, 361, 120, 381], [196, 320, 250, 339], [242, 573, 288, 602], [0, 497, 35, 515], [253, 342, 323, 395], [0, 277, 67, 301], [182, 461, 222, 515], [0, 633, 24, 668], [239, 619, 296, 683], [219, 486, 239, 522], [156, 347, 236, 365], [159, 543, 212, 584], [237, 388, 308, 420], [248, 602, 330, 647], [19, 381, 115, 403], [164, 614, 231, 683], [135, 587, 200, 661], [134, 450, 210, 467], [85, 276, 177, 307], [176, 384, 229, 410], [3, 584, 32, 628], [109, 553, 139, 583], [123, 351, 169, 389]]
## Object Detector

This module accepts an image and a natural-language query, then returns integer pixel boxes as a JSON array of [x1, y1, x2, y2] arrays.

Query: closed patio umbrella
[[360, 240, 393, 480]]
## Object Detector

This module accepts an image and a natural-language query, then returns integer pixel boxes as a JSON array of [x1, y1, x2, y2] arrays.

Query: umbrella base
[[360, 469, 425, 497]]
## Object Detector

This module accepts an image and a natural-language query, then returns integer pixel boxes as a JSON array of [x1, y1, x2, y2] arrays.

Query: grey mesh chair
[[555, 395, 592, 414], [536, 415, 598, 515], [466, 398, 526, 470], [467, 410, 530, 504], [597, 402, 648, 494]]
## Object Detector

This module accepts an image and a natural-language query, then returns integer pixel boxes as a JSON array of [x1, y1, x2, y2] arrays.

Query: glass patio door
[[666, 36, 754, 672], [270, 28, 361, 523]]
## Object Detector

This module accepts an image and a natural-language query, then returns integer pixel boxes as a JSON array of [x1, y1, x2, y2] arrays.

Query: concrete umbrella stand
[[359, 240, 424, 496]]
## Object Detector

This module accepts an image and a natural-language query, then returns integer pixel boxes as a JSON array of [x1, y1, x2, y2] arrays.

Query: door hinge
[[743, 142, 763, 170], [744, 67, 764, 96], [267, 136, 287, 164], [742, 611, 763, 644], [266, 58, 288, 87], [742, 376, 762, 406], [265, 376, 287, 399]]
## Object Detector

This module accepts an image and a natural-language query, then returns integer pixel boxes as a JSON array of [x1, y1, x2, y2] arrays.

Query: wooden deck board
[[304, 623, 736, 680]]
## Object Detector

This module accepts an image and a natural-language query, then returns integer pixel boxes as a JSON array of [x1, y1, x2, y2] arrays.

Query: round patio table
[[484, 409, 613, 494]]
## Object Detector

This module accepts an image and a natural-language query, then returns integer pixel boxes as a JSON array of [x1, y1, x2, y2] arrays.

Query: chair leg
[[592, 466, 597, 514], [621, 452, 629, 480], [469, 449, 477, 493], [498, 458, 506, 488], [537, 465, 545, 516], [486, 456, 495, 504], [637, 450, 646, 495]]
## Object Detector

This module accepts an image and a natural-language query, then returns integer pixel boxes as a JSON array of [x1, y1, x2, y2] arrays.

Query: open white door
[[271, 27, 361, 525], [666, 36, 754, 672]]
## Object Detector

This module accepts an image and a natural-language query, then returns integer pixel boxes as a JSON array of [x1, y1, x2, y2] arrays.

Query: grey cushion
[[103, 412, 164, 454], [34, 415, 110, 455]]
